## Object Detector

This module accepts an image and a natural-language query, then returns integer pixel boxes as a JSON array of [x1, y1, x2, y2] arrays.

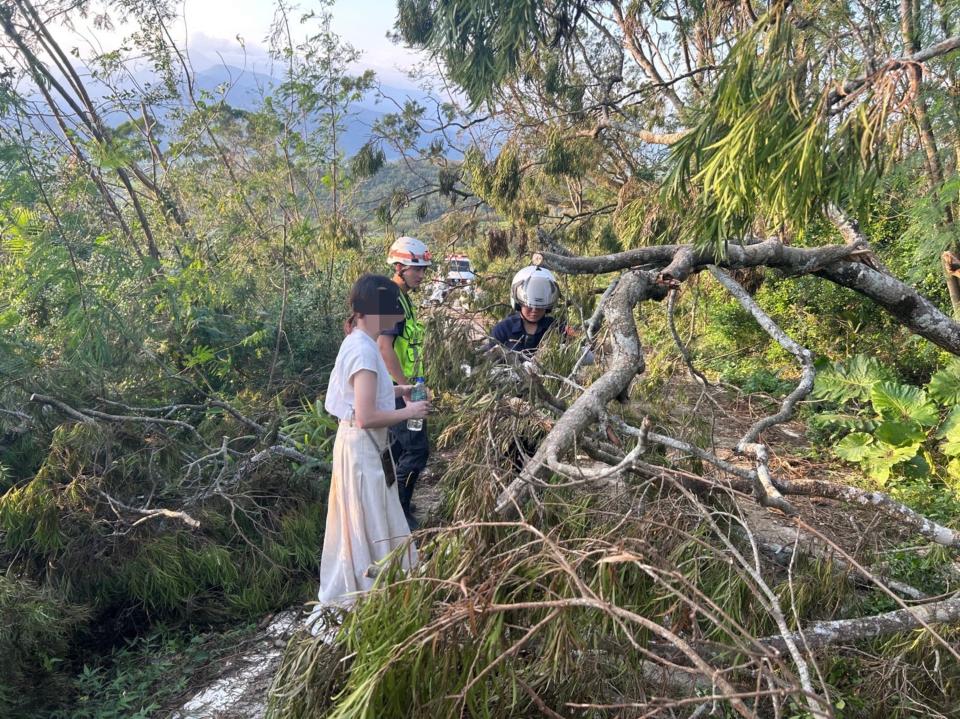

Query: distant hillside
[[49, 63, 468, 160], [349, 160, 456, 227]]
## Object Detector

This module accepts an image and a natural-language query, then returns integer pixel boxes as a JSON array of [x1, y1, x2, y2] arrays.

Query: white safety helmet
[[387, 236, 433, 267], [510, 265, 560, 311]]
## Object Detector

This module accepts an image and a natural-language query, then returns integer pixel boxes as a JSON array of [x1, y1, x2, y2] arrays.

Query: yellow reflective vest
[[393, 291, 425, 380]]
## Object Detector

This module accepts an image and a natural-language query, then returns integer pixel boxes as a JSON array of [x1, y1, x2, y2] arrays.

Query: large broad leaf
[[901, 453, 931, 480], [874, 420, 926, 447], [947, 458, 960, 482], [834, 432, 875, 461], [812, 354, 890, 404], [861, 444, 919, 485], [940, 416, 960, 457], [870, 382, 938, 427], [927, 361, 960, 405], [810, 412, 876, 433], [936, 405, 960, 439]]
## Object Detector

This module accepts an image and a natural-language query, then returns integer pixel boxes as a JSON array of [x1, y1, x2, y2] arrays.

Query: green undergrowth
[[0, 396, 334, 716], [39, 623, 259, 719]]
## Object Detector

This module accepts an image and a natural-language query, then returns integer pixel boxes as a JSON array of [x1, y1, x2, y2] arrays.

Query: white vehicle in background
[[427, 254, 478, 307], [446, 254, 476, 286]]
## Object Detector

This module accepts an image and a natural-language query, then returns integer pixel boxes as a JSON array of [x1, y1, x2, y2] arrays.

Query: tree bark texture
[[540, 240, 960, 355]]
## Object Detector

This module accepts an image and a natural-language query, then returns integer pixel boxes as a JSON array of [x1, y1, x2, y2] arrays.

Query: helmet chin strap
[[395, 264, 416, 291]]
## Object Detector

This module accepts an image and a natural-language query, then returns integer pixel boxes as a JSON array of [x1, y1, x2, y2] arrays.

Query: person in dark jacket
[[486, 265, 565, 472], [488, 265, 565, 355]]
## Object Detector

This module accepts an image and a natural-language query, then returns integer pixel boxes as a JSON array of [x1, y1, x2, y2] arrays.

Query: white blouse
[[324, 330, 395, 421]]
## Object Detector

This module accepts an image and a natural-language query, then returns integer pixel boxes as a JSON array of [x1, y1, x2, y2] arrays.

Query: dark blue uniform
[[490, 313, 563, 353], [488, 313, 563, 472]]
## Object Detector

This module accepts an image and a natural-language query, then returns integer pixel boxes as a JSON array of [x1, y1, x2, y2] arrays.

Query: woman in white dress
[[308, 274, 430, 628]]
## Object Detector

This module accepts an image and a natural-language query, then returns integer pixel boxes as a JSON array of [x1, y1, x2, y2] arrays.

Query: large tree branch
[[539, 237, 960, 356], [539, 237, 864, 277], [815, 260, 960, 353], [774, 478, 960, 548], [759, 595, 960, 654], [495, 271, 667, 513], [826, 34, 960, 107]]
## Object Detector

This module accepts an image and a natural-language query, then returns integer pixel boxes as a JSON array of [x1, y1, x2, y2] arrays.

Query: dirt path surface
[[169, 612, 299, 719]]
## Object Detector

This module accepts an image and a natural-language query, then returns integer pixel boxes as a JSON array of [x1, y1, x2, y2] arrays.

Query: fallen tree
[[269, 214, 960, 718]]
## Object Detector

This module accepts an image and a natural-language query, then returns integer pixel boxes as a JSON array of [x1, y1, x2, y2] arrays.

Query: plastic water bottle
[[406, 377, 427, 431]]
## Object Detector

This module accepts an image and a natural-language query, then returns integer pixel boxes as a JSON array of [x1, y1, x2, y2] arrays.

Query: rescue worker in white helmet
[[378, 236, 432, 530], [488, 265, 567, 354], [480, 265, 564, 474]]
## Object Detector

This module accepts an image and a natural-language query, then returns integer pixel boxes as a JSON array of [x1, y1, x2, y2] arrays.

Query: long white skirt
[[308, 423, 418, 623]]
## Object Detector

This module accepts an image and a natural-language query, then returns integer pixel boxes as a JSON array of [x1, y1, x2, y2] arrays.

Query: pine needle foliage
[[0, 574, 90, 714], [394, 0, 586, 106], [612, 180, 684, 249], [666, 7, 889, 252], [0, 413, 329, 625], [463, 144, 543, 225], [269, 479, 874, 718], [542, 129, 592, 178], [350, 142, 386, 179]]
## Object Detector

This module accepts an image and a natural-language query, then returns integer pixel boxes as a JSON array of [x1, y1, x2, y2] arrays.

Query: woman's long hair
[[344, 274, 403, 334]]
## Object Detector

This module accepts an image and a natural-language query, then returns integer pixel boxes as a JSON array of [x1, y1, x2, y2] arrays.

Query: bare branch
[[740, 443, 797, 516], [667, 288, 710, 386], [94, 487, 200, 529], [759, 595, 960, 654], [29, 393, 211, 447], [708, 266, 815, 450]]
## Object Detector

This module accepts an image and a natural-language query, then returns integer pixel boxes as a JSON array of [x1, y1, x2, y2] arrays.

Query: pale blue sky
[[187, 0, 426, 84], [56, 0, 428, 88]]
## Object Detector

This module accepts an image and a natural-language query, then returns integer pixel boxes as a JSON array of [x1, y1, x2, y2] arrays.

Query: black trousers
[[389, 396, 430, 513]]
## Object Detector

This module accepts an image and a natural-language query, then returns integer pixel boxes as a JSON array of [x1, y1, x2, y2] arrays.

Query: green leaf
[[239, 329, 267, 348], [901, 453, 931, 480], [184, 345, 216, 368], [862, 444, 918, 485], [946, 458, 960, 481], [810, 412, 876, 433], [834, 432, 874, 461], [935, 405, 960, 439], [812, 354, 889, 404], [870, 382, 938, 427], [940, 417, 960, 457], [873, 420, 925, 448], [928, 361, 960, 405]]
